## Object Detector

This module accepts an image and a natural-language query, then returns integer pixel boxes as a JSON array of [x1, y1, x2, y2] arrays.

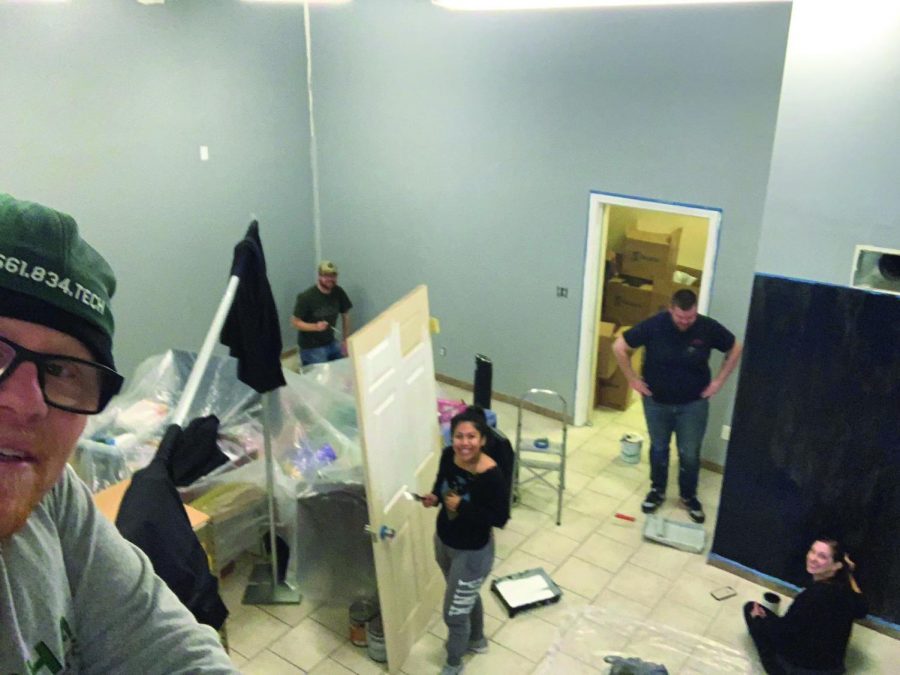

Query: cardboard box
[[603, 276, 653, 327], [595, 339, 641, 411], [621, 226, 682, 284], [596, 321, 617, 379], [651, 265, 703, 313]]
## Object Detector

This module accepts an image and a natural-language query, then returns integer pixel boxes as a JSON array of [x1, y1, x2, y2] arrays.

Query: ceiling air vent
[[851, 245, 900, 296]]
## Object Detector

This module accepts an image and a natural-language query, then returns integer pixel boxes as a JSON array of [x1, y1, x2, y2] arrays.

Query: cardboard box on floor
[[596, 328, 642, 411], [621, 225, 682, 284], [651, 265, 703, 313], [596, 321, 617, 379], [603, 276, 653, 326]]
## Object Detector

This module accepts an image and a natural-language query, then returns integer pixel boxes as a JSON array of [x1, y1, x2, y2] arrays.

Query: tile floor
[[220, 383, 900, 674]]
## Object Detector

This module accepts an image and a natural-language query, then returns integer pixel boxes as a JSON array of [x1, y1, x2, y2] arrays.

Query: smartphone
[[711, 586, 737, 601]]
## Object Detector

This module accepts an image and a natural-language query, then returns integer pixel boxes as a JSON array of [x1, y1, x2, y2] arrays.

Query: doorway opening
[[573, 191, 722, 426]]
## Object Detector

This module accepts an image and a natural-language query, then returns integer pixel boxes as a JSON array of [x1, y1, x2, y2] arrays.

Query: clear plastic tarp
[[74, 351, 374, 599], [536, 606, 752, 674]]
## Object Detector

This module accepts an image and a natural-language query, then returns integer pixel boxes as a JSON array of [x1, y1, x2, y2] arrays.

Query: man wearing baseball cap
[[291, 260, 353, 366], [0, 194, 236, 672]]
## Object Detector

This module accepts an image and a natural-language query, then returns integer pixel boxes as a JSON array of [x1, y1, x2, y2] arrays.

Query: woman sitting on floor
[[744, 537, 867, 674]]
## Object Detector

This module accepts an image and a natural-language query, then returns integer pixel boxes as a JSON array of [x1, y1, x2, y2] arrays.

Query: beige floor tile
[[845, 624, 900, 674], [227, 605, 291, 659], [552, 556, 613, 600], [663, 574, 728, 617], [606, 563, 672, 609], [567, 489, 626, 520], [494, 526, 526, 559], [629, 541, 692, 580], [551, 510, 602, 545], [572, 532, 637, 574], [704, 598, 754, 652], [594, 514, 645, 548], [586, 471, 642, 500], [506, 504, 553, 536], [562, 468, 593, 496], [242, 648, 306, 674], [519, 528, 581, 566], [535, 650, 605, 674], [311, 603, 350, 636], [399, 631, 445, 674], [269, 618, 344, 671], [531, 588, 590, 628], [491, 613, 560, 663], [309, 657, 357, 674], [227, 648, 248, 669], [591, 588, 654, 620], [493, 549, 553, 578], [258, 597, 319, 627], [566, 449, 611, 476], [648, 599, 715, 636], [464, 641, 538, 674], [604, 457, 650, 482], [329, 642, 389, 675]]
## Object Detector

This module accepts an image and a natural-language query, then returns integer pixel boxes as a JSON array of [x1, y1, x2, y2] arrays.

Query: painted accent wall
[[0, 0, 315, 376], [756, 1, 900, 283], [309, 1, 790, 463]]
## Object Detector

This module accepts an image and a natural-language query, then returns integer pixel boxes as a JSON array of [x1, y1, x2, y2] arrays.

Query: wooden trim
[[435, 373, 573, 424]]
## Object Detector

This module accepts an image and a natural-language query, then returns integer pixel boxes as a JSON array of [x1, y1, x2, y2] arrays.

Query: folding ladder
[[513, 389, 567, 525]]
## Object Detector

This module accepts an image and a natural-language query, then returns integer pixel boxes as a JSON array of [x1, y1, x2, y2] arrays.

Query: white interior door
[[348, 285, 444, 674]]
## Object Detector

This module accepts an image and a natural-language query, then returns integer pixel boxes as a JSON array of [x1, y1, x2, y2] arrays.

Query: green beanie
[[0, 194, 117, 368]]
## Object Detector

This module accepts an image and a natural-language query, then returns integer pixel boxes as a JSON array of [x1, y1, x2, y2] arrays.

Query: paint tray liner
[[642, 514, 705, 554], [491, 567, 562, 618]]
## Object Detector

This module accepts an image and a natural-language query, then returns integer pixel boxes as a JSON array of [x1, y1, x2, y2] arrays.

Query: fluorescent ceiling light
[[434, 0, 787, 10], [241, 0, 351, 4]]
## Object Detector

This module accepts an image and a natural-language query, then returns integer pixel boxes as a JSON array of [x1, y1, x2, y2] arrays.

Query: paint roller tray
[[642, 514, 706, 554], [491, 567, 562, 618]]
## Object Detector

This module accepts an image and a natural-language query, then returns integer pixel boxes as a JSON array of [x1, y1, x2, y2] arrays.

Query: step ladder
[[513, 389, 568, 525]]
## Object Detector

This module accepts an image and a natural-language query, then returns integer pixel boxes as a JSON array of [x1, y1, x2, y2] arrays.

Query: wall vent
[[851, 245, 900, 296]]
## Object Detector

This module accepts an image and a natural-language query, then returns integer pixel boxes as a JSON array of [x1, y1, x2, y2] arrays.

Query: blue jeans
[[300, 340, 343, 366], [642, 397, 709, 498]]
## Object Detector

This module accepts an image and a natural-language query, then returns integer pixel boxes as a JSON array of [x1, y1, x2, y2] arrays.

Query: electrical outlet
[[721, 425, 731, 441], [556, 286, 568, 298], [439, 347, 447, 357]]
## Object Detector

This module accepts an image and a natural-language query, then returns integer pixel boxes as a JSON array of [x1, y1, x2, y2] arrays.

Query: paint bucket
[[761, 592, 781, 615], [620, 433, 643, 464], [366, 615, 387, 663], [349, 599, 377, 647]]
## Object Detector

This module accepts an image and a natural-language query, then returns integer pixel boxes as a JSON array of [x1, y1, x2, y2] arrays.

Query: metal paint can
[[620, 433, 642, 464], [349, 599, 377, 646], [366, 615, 387, 663]]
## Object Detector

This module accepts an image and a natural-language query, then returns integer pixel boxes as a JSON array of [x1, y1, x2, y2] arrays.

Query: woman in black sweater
[[744, 538, 867, 674], [422, 408, 509, 675]]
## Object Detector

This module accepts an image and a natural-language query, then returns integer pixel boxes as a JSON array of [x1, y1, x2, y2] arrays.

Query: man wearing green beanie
[[0, 194, 236, 673]]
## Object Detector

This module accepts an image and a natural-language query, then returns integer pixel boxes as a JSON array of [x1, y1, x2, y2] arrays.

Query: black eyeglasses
[[0, 335, 123, 415]]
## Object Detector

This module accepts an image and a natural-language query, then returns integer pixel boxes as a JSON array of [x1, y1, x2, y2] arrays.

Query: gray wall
[[756, 2, 900, 283], [0, 0, 315, 375], [1, 0, 796, 468], [310, 1, 790, 462]]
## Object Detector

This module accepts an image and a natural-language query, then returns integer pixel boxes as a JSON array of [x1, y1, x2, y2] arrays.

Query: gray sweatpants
[[434, 534, 495, 666]]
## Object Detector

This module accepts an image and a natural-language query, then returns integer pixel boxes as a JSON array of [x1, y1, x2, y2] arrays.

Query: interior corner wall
[[308, 1, 790, 461], [0, 0, 315, 376], [756, 1, 900, 283]]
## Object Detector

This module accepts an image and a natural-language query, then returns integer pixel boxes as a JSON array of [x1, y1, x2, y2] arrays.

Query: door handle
[[364, 524, 397, 542]]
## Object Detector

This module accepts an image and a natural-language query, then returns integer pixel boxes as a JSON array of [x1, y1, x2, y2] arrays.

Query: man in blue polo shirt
[[612, 289, 742, 523]]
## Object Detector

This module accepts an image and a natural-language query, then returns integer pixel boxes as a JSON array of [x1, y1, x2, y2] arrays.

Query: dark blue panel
[[712, 274, 900, 625]]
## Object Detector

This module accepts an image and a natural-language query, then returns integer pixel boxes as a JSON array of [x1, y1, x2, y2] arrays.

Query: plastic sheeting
[[75, 351, 374, 600], [536, 606, 752, 674], [74, 350, 263, 493]]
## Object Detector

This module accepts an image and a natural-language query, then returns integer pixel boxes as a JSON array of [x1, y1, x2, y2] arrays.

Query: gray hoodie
[[0, 466, 237, 674]]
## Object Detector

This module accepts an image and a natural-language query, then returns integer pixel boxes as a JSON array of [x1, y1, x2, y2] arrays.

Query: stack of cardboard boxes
[[596, 225, 700, 410]]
